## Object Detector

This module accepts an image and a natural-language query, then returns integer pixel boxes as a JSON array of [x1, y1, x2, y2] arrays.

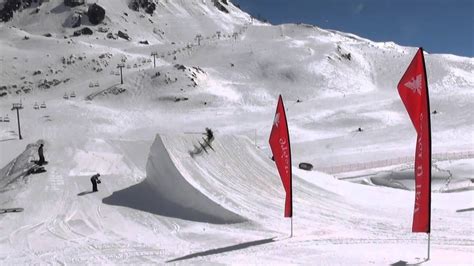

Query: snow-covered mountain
[[0, 0, 473, 264]]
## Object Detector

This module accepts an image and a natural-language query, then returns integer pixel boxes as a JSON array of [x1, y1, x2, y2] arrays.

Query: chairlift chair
[[40, 101, 47, 108], [63, 93, 69, 99], [94, 82, 99, 87], [70, 91, 76, 98], [127, 64, 131, 69], [89, 82, 94, 88], [33, 102, 39, 109], [4, 115, 10, 122], [0, 117, 3, 122]]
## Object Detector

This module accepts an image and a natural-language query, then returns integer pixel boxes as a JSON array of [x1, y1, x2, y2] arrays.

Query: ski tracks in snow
[[46, 168, 64, 192]]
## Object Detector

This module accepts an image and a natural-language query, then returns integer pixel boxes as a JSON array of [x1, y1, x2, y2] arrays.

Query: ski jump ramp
[[104, 134, 248, 224]]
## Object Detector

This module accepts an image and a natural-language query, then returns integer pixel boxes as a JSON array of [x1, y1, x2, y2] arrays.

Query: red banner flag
[[269, 95, 292, 217], [397, 48, 432, 233]]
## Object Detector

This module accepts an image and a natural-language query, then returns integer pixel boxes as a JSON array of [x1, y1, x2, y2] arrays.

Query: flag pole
[[422, 47, 432, 262], [427, 233, 431, 260], [290, 217, 293, 238]]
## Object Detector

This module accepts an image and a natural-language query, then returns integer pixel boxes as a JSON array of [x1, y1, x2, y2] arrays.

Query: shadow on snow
[[166, 237, 276, 263], [102, 179, 245, 225]]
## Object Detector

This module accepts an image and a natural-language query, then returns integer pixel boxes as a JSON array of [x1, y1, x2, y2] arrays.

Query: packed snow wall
[[104, 135, 245, 224]]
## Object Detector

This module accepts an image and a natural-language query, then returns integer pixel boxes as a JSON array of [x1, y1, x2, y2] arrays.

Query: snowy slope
[[0, 0, 473, 264], [0, 133, 472, 264]]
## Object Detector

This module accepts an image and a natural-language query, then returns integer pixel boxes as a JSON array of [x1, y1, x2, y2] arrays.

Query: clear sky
[[232, 0, 474, 57]]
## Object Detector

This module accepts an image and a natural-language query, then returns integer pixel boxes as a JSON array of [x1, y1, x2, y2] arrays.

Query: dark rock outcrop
[[73, 27, 93, 36], [0, 9, 14, 22], [80, 27, 93, 35], [106, 32, 116, 39], [144, 2, 156, 14], [117, 30, 130, 40], [1, 0, 37, 22], [129, 0, 156, 15], [174, 64, 186, 71], [129, 1, 139, 11], [212, 0, 229, 13], [87, 3, 105, 25]]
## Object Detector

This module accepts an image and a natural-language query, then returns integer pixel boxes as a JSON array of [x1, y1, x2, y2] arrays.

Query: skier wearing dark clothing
[[205, 127, 214, 142], [90, 173, 101, 192], [38, 144, 45, 165]]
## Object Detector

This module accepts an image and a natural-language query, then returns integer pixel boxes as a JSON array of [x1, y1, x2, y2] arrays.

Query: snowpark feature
[[0, 0, 473, 264], [103, 134, 245, 224]]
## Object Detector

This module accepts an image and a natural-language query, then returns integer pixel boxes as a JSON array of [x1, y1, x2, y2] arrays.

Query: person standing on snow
[[38, 144, 45, 165], [90, 173, 101, 192]]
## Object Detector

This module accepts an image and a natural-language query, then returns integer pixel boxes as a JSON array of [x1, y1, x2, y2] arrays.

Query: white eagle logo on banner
[[273, 112, 280, 128], [404, 74, 422, 95]]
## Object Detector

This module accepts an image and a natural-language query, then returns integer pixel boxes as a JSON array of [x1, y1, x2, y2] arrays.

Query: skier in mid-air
[[189, 128, 215, 157], [205, 127, 214, 142]]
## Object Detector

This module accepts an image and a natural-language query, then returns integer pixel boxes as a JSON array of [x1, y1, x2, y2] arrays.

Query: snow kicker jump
[[103, 134, 245, 224]]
